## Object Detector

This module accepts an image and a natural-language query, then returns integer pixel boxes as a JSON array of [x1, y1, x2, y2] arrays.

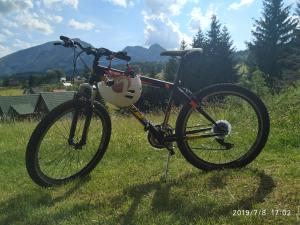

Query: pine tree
[[248, 0, 298, 88], [207, 15, 222, 54], [164, 58, 178, 82], [180, 15, 237, 91], [219, 26, 237, 83], [192, 28, 205, 48], [180, 39, 188, 50], [205, 16, 237, 84]]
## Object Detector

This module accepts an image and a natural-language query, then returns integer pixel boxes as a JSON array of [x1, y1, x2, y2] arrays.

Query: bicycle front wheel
[[176, 84, 270, 170], [26, 99, 111, 187]]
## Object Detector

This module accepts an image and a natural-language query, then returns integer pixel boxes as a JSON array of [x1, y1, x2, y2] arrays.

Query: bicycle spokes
[[182, 93, 259, 164]]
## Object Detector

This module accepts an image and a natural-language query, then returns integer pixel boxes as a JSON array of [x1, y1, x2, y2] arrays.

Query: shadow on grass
[[0, 168, 276, 224], [0, 176, 93, 225], [111, 168, 275, 225]]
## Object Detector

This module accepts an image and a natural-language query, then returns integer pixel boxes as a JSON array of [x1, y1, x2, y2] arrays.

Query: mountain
[[0, 40, 167, 77], [234, 50, 250, 64], [123, 44, 167, 62]]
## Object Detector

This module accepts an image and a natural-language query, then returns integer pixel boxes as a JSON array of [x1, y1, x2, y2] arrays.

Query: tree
[[206, 16, 236, 83], [219, 26, 237, 83], [164, 58, 178, 82], [180, 15, 237, 91], [28, 75, 34, 87], [248, 0, 298, 88], [180, 39, 188, 50], [192, 28, 205, 48]]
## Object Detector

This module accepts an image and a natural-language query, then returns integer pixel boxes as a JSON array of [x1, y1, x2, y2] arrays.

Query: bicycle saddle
[[160, 48, 203, 57]]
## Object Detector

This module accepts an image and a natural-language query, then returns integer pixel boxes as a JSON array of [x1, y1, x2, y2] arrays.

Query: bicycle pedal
[[166, 145, 175, 156]]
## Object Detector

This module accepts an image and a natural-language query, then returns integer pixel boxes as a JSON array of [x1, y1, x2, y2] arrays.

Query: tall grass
[[0, 87, 299, 224]]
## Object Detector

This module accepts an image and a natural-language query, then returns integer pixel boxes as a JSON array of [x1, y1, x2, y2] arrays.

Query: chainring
[[147, 125, 173, 149]]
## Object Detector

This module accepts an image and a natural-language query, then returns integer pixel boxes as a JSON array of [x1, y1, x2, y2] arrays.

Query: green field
[[0, 87, 23, 96], [0, 87, 299, 225]]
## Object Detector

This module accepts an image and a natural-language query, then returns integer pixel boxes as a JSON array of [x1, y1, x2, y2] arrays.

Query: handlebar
[[54, 35, 131, 62]]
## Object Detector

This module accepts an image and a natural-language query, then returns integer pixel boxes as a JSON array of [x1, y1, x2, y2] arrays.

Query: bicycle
[[26, 36, 270, 187]]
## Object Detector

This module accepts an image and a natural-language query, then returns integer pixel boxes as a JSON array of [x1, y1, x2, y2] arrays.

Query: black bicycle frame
[[69, 57, 218, 148]]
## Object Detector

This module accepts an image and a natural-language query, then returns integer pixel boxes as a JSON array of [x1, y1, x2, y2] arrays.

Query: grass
[[0, 87, 299, 225], [0, 87, 23, 96]]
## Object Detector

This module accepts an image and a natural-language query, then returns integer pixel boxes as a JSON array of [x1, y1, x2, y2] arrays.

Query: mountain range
[[0, 39, 168, 77]]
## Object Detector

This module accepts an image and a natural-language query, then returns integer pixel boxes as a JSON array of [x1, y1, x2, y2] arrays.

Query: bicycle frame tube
[[128, 75, 175, 129], [94, 65, 217, 133]]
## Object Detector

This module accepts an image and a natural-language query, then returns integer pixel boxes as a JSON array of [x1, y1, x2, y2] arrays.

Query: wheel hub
[[212, 120, 232, 139]]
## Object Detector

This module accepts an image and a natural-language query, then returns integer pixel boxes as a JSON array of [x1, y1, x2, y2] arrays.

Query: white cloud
[[42, 0, 78, 9], [188, 5, 216, 31], [228, 0, 254, 11], [4, 20, 18, 28], [0, 0, 33, 14], [47, 15, 63, 23], [0, 33, 6, 43], [104, 0, 134, 7], [68, 19, 95, 30], [141, 0, 191, 49], [143, 12, 191, 49], [16, 12, 53, 35], [145, 0, 187, 16], [1, 28, 14, 36], [0, 44, 13, 57], [13, 39, 33, 49]]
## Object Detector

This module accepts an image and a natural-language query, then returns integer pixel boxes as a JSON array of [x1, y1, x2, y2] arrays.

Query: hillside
[[0, 40, 167, 77]]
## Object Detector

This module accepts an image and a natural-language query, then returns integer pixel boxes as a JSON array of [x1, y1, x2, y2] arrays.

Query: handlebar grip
[[115, 51, 131, 61], [60, 35, 70, 42]]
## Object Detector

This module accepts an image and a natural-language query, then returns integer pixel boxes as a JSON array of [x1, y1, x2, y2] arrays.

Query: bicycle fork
[[68, 85, 94, 149]]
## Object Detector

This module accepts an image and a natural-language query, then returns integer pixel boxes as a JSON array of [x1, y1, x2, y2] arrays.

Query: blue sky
[[0, 0, 298, 58]]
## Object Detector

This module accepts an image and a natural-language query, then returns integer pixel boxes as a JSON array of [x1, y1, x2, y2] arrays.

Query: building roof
[[9, 104, 35, 115], [0, 92, 75, 117], [39, 91, 75, 111], [0, 94, 39, 115], [31, 87, 43, 94], [23, 87, 44, 94]]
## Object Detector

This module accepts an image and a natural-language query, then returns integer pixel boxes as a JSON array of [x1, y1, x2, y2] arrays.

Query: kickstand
[[163, 147, 174, 183]]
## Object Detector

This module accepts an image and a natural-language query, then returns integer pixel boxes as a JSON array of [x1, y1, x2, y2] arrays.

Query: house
[[23, 87, 43, 94], [60, 77, 67, 83], [0, 94, 39, 119], [8, 79, 19, 86], [35, 91, 75, 114], [0, 91, 75, 120], [8, 103, 36, 119], [62, 82, 72, 87]]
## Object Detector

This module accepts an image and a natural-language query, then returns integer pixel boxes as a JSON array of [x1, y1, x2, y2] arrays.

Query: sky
[[0, 0, 298, 58]]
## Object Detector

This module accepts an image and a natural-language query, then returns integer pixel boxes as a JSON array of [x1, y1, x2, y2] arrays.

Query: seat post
[[162, 56, 182, 129], [173, 57, 184, 85]]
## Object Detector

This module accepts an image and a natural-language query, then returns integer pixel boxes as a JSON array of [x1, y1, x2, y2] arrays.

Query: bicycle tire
[[26, 99, 111, 187], [176, 83, 270, 170]]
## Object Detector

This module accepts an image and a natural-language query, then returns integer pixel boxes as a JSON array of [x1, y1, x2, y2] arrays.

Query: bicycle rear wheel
[[176, 84, 270, 170], [26, 99, 111, 187]]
